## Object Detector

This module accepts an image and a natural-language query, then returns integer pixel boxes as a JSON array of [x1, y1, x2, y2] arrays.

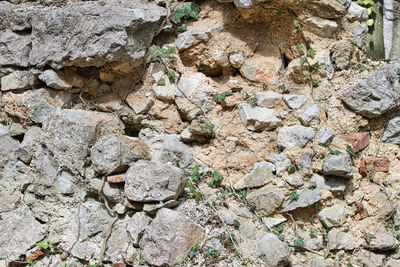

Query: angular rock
[[255, 91, 282, 108], [277, 125, 315, 149], [359, 156, 390, 176], [386, 259, 400, 267], [239, 104, 282, 131], [258, 233, 291, 266], [298, 104, 320, 126], [312, 50, 335, 79], [38, 69, 84, 90], [342, 62, 400, 118], [29, 0, 166, 68], [382, 116, 400, 144], [2, 88, 72, 123], [240, 44, 283, 83], [234, 161, 275, 190], [107, 174, 126, 184], [282, 189, 321, 212], [0, 127, 19, 163], [319, 204, 348, 228], [126, 90, 154, 114], [128, 212, 152, 247], [340, 132, 370, 152], [0, 205, 47, 261], [285, 173, 304, 188], [332, 40, 353, 70], [176, 23, 223, 51], [90, 134, 150, 175], [246, 185, 284, 216], [265, 153, 291, 176], [262, 216, 287, 229], [90, 178, 124, 203], [347, 2, 368, 21], [356, 249, 385, 267], [1, 71, 36, 91], [227, 202, 253, 219], [298, 150, 313, 175], [304, 17, 338, 38], [0, 29, 31, 67], [328, 229, 356, 250], [306, 0, 351, 19], [143, 200, 179, 215], [15, 126, 41, 164], [310, 174, 345, 192], [124, 160, 185, 202], [283, 94, 308, 109], [322, 153, 353, 178], [140, 208, 204, 266], [41, 109, 123, 175], [364, 231, 399, 251], [105, 217, 137, 263]]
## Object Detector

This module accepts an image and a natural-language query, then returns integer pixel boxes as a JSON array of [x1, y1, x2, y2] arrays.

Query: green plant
[[148, 45, 176, 60], [324, 249, 330, 259], [364, 233, 375, 244], [278, 84, 286, 91], [287, 163, 296, 173], [273, 224, 284, 233], [233, 219, 240, 229], [357, 0, 376, 26], [185, 175, 202, 202], [329, 149, 341, 155], [310, 229, 318, 238], [166, 68, 177, 79], [293, 237, 305, 247], [213, 91, 232, 103], [209, 172, 223, 188], [188, 244, 200, 259], [206, 246, 220, 259], [157, 78, 166, 86], [174, 3, 201, 23], [201, 124, 215, 131], [249, 97, 258, 106], [60, 261, 66, 267], [176, 25, 187, 32], [191, 165, 200, 184], [289, 191, 299, 202], [346, 144, 357, 158]]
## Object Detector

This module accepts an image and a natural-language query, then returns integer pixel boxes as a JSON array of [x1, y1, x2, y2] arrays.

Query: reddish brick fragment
[[111, 263, 125, 267], [359, 156, 390, 176], [26, 250, 45, 262], [340, 132, 370, 153], [60, 252, 68, 260], [107, 174, 126, 183]]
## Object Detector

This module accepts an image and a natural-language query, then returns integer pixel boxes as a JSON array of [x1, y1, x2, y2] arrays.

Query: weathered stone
[[342, 62, 400, 118], [90, 177, 124, 203], [356, 249, 385, 267], [3, 88, 72, 123], [15, 126, 41, 163], [394, 206, 400, 226], [255, 91, 282, 108], [318, 128, 334, 145], [41, 109, 123, 175], [125, 160, 185, 202], [304, 17, 338, 38], [265, 153, 291, 176], [298, 150, 313, 175], [38, 69, 84, 90], [285, 173, 304, 188], [312, 50, 335, 79], [239, 104, 282, 131], [0, 205, 47, 261], [0, 29, 31, 67], [359, 156, 390, 176], [262, 216, 287, 229], [298, 104, 320, 126], [227, 202, 253, 219], [246, 185, 284, 216], [322, 153, 353, 178], [1, 71, 36, 91], [234, 161, 275, 190], [285, 57, 309, 84], [229, 52, 246, 68], [175, 97, 201, 121], [351, 22, 368, 48], [90, 134, 150, 175], [105, 217, 137, 263], [0, 127, 19, 164], [140, 208, 204, 266], [340, 132, 370, 152], [240, 43, 283, 83], [282, 189, 321, 212], [29, 0, 166, 68], [347, 2, 368, 21], [258, 233, 291, 266], [328, 229, 356, 250], [332, 40, 353, 70], [283, 94, 308, 109], [107, 174, 126, 184], [319, 204, 348, 228], [0, 158, 35, 193], [310, 174, 345, 192], [306, 0, 351, 19], [128, 212, 151, 247], [277, 125, 315, 149], [126, 90, 154, 114], [143, 200, 179, 215], [176, 23, 223, 51], [364, 230, 399, 251], [382, 117, 400, 144]]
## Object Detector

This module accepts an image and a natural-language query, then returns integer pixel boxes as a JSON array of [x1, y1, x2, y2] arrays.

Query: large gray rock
[[318, 204, 348, 228], [0, 29, 31, 67], [176, 24, 223, 51], [124, 160, 185, 202], [304, 17, 338, 38], [246, 185, 284, 216], [258, 233, 291, 266], [15, 126, 41, 164], [38, 69, 84, 91], [140, 208, 204, 266], [41, 109, 123, 175], [265, 153, 291, 176], [105, 217, 137, 263], [128, 212, 152, 246], [364, 230, 399, 251], [382, 117, 400, 144], [347, 2, 368, 21], [298, 150, 313, 175], [0, 205, 47, 261], [234, 161, 275, 190], [239, 104, 282, 131], [90, 134, 150, 174], [306, 0, 351, 19], [1, 70, 36, 91], [0, 125, 19, 164], [328, 229, 356, 250], [277, 125, 315, 149], [282, 189, 321, 212], [283, 94, 307, 109], [310, 174, 345, 192], [28, 0, 166, 68], [322, 153, 353, 178], [298, 104, 320, 126], [342, 62, 400, 118], [256, 91, 282, 108], [318, 128, 334, 145]]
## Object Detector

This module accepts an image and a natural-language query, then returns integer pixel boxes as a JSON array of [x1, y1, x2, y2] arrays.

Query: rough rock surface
[[319, 204, 348, 228], [234, 161, 275, 190], [140, 208, 204, 266], [322, 153, 353, 178], [258, 233, 291, 266], [282, 189, 321, 212], [277, 125, 315, 149], [239, 104, 282, 131], [246, 185, 284, 215]]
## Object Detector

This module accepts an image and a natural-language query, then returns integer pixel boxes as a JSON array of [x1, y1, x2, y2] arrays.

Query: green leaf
[[174, 3, 201, 24], [346, 144, 357, 158], [311, 62, 319, 71], [306, 73, 312, 81], [28, 258, 33, 265], [188, 244, 200, 259], [307, 49, 316, 59], [250, 97, 258, 106], [293, 20, 301, 28], [209, 172, 223, 188], [176, 25, 187, 32], [364, 233, 375, 244], [297, 44, 304, 51], [157, 78, 166, 86], [278, 84, 286, 91], [310, 229, 318, 237], [305, 36, 312, 43], [274, 224, 284, 233], [289, 191, 299, 202], [239, 189, 247, 198], [287, 163, 296, 173], [201, 124, 215, 131], [300, 56, 307, 65], [60, 261, 67, 267], [164, 45, 176, 57], [293, 237, 305, 247], [36, 238, 50, 250], [276, 10, 282, 16], [329, 149, 341, 155], [213, 91, 232, 103], [366, 18, 374, 26], [324, 250, 330, 259], [312, 80, 319, 87], [233, 219, 240, 229], [166, 69, 177, 79], [191, 165, 200, 183], [148, 45, 164, 60]]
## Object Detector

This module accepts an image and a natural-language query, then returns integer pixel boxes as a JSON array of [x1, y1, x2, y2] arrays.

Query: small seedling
[[206, 247, 220, 258], [293, 237, 305, 247], [191, 165, 200, 184], [148, 45, 176, 60], [278, 84, 286, 91], [213, 91, 232, 103], [60, 261, 66, 267], [176, 25, 187, 32], [166, 68, 177, 79], [329, 149, 341, 155], [274, 224, 284, 233], [346, 144, 357, 158], [233, 219, 240, 229], [287, 163, 296, 173], [188, 244, 200, 259], [249, 97, 258, 106], [289, 191, 299, 202], [174, 3, 201, 23], [309, 229, 318, 238], [201, 124, 215, 131], [324, 249, 330, 259], [157, 78, 166, 86], [364, 233, 375, 244], [209, 172, 223, 188]]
